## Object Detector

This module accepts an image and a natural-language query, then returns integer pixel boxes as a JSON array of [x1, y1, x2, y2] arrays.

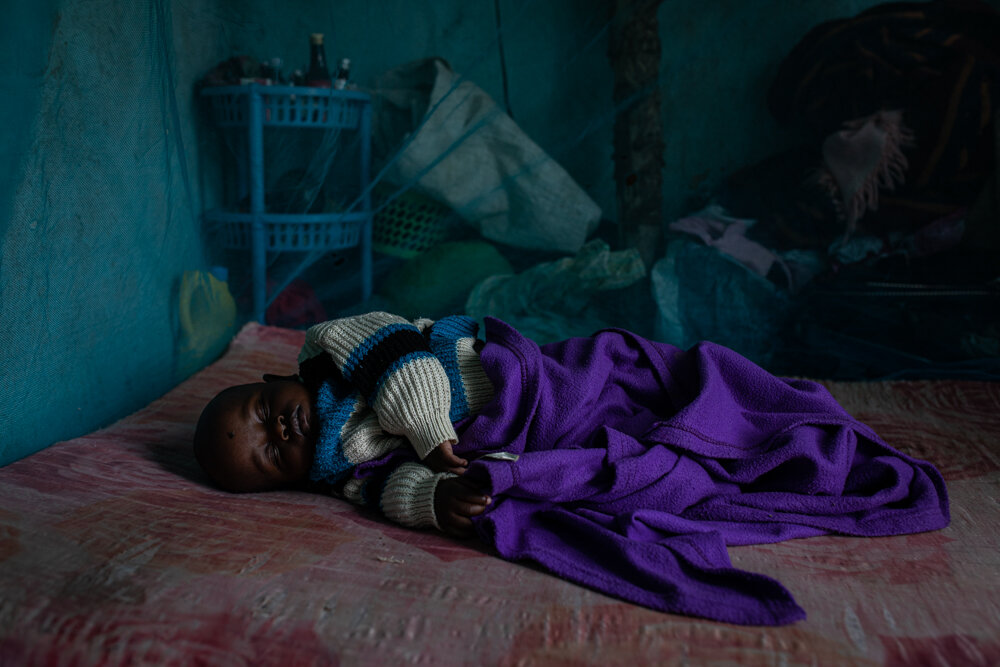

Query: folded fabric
[[667, 206, 825, 292], [669, 207, 778, 277], [451, 318, 950, 626]]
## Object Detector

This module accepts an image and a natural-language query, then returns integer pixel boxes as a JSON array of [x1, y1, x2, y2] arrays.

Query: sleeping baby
[[193, 311, 495, 536], [193, 310, 950, 626]]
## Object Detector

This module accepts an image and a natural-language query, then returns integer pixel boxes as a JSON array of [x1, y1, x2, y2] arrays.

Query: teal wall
[[656, 0, 896, 218], [1, 1, 207, 465], [2, 0, 935, 464]]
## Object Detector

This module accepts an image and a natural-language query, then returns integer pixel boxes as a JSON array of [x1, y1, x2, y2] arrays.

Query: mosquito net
[[2, 0, 998, 465]]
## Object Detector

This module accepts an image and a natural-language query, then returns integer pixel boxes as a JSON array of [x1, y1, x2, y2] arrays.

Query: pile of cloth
[[662, 0, 1000, 374], [725, 0, 999, 253]]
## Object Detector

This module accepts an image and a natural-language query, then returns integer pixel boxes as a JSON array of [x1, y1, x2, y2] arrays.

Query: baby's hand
[[424, 440, 468, 474], [434, 477, 491, 537]]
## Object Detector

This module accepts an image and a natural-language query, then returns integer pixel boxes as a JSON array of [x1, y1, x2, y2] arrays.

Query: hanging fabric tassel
[[817, 109, 915, 235]]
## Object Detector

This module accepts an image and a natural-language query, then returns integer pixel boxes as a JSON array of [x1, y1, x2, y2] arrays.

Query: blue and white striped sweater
[[310, 382, 360, 484], [427, 315, 480, 422], [302, 313, 494, 486]]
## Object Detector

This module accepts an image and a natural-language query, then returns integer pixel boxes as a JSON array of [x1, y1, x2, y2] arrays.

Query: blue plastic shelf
[[205, 209, 368, 252], [202, 84, 370, 129], [200, 84, 373, 323]]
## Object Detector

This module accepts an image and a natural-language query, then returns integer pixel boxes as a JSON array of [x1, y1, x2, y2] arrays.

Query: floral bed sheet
[[0, 323, 997, 665]]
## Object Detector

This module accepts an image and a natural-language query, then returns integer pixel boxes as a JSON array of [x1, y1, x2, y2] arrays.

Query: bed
[[1, 322, 997, 665]]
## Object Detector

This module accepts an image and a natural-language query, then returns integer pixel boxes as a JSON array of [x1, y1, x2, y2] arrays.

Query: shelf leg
[[360, 103, 373, 303], [249, 85, 267, 324]]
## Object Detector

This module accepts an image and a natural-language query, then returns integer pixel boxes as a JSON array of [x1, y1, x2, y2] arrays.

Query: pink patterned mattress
[[1, 323, 998, 665]]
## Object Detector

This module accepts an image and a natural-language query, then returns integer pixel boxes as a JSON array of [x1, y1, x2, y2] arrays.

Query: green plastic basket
[[372, 186, 451, 258]]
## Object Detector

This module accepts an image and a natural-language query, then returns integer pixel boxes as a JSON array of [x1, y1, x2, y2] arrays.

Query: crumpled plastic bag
[[651, 240, 791, 368], [373, 58, 601, 254], [668, 205, 827, 294], [175, 268, 237, 380], [465, 239, 646, 344]]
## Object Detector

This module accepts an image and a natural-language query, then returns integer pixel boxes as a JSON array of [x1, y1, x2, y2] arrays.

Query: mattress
[[1, 322, 997, 665]]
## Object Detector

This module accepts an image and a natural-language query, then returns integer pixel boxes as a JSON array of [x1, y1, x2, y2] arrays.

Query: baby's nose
[[272, 415, 290, 441]]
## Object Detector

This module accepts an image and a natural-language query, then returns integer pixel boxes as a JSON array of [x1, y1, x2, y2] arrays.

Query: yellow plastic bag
[[176, 268, 237, 380]]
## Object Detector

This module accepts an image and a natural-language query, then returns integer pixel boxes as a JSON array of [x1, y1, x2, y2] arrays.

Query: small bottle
[[333, 58, 351, 90], [305, 33, 331, 88], [270, 57, 284, 84], [258, 61, 274, 85]]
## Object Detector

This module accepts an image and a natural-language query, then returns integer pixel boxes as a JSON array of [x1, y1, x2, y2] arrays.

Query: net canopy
[[2, 0, 998, 464]]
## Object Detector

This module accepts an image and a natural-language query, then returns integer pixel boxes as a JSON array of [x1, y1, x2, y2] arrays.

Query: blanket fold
[[455, 318, 949, 626]]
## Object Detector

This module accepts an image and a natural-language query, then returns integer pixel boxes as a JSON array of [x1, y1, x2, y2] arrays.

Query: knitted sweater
[[298, 312, 494, 529]]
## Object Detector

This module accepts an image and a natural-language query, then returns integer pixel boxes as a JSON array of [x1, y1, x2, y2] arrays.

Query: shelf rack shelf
[[201, 84, 373, 323]]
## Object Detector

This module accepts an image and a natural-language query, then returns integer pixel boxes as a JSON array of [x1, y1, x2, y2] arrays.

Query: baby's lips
[[298, 404, 310, 436], [290, 404, 312, 440]]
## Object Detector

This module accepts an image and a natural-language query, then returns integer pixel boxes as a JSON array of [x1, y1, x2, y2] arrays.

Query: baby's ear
[[262, 373, 299, 383]]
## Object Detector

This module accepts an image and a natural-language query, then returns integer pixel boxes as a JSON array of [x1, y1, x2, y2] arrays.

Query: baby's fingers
[[441, 512, 475, 537], [448, 497, 490, 518], [451, 478, 490, 498], [443, 450, 468, 468]]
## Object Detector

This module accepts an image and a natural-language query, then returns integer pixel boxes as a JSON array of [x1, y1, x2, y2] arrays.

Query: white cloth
[[373, 58, 601, 253]]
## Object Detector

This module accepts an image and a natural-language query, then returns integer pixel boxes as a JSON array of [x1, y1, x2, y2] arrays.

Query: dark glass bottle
[[306, 33, 331, 88], [269, 57, 284, 84], [333, 58, 351, 90], [258, 61, 274, 84]]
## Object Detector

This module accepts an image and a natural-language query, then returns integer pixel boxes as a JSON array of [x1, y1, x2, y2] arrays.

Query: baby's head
[[193, 377, 317, 492]]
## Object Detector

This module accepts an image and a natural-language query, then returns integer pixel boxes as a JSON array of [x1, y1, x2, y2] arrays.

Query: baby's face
[[198, 380, 317, 492]]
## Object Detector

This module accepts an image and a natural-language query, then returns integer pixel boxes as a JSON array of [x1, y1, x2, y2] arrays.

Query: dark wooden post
[[609, 0, 665, 267]]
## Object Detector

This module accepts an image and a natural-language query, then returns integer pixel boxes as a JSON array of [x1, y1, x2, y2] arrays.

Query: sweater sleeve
[[339, 406, 409, 466], [341, 462, 455, 530], [300, 312, 457, 459]]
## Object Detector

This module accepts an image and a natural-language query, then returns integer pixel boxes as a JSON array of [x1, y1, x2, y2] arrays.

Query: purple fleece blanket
[[449, 318, 949, 626]]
